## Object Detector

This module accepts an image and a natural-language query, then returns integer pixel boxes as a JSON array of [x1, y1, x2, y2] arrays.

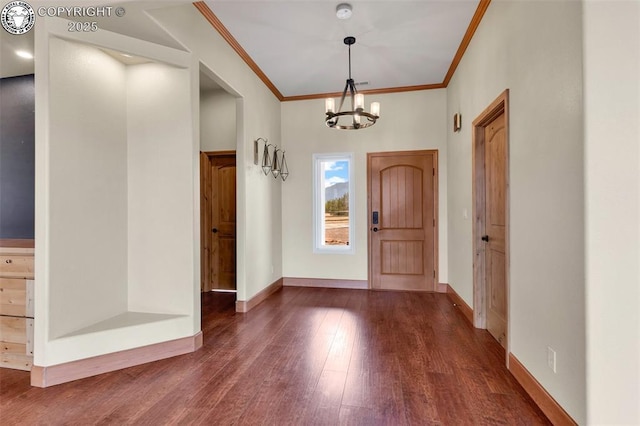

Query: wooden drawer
[[0, 316, 33, 344], [0, 278, 34, 317], [0, 255, 34, 279], [1, 341, 33, 371], [0, 316, 33, 370]]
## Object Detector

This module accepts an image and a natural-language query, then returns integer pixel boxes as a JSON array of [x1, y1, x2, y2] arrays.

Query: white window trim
[[312, 153, 355, 254]]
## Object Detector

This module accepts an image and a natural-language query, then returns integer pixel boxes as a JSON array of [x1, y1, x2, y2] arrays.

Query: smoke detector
[[336, 3, 352, 20]]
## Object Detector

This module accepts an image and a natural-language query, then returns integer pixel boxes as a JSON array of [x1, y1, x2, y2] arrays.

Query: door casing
[[472, 89, 510, 362]]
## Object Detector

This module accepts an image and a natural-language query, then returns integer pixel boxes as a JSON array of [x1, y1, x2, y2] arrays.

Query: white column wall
[[148, 5, 283, 303], [584, 1, 640, 423]]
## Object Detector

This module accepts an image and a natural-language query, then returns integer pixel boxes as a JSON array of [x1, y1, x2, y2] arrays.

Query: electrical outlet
[[547, 346, 557, 373]]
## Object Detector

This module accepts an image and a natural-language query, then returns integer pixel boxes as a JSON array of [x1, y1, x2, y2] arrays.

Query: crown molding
[[194, 0, 491, 99], [193, 1, 284, 101], [443, 0, 492, 86]]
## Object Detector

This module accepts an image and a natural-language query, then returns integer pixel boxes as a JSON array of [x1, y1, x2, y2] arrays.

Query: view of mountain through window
[[323, 160, 349, 246], [313, 153, 354, 254]]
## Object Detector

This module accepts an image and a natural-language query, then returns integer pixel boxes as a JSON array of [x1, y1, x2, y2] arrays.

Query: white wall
[[127, 63, 194, 315], [584, 1, 640, 424], [46, 37, 129, 339], [446, 1, 585, 423], [148, 5, 282, 302], [281, 90, 448, 282], [34, 18, 199, 366], [200, 88, 236, 151]]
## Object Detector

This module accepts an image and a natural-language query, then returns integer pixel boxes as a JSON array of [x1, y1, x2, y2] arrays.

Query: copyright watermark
[[1, 1, 125, 34], [36, 6, 125, 18]]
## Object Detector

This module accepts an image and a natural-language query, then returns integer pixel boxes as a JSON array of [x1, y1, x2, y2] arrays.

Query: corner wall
[[446, 1, 585, 423]]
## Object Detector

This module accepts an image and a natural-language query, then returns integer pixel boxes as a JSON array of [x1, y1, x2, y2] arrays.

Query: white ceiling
[[204, 0, 480, 98], [1, 1, 481, 98]]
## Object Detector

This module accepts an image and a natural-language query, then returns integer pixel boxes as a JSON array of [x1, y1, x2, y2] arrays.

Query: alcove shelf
[[32, 19, 201, 384]]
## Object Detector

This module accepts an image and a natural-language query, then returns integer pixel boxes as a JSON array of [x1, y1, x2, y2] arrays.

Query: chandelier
[[325, 36, 380, 130]]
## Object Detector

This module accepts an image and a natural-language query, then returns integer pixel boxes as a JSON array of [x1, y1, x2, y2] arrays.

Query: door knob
[[481, 235, 489, 242], [212, 228, 218, 233], [372, 227, 378, 232]]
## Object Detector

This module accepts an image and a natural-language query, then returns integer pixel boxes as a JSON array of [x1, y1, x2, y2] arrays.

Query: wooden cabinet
[[0, 243, 34, 371]]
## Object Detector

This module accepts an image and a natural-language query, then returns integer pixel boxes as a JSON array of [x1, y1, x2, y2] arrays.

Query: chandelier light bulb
[[354, 93, 364, 110], [325, 98, 335, 113], [370, 102, 380, 117]]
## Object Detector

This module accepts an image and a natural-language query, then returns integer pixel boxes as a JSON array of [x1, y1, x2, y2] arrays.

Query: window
[[313, 153, 354, 254]]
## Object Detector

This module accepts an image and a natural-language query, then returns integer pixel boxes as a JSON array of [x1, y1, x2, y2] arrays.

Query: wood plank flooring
[[0, 287, 550, 425]]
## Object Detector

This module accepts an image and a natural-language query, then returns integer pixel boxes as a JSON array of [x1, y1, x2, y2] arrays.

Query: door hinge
[[433, 168, 435, 176], [433, 219, 435, 227], [433, 270, 436, 278]]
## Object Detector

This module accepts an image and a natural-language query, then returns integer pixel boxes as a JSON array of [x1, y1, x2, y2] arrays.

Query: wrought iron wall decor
[[255, 138, 289, 182]]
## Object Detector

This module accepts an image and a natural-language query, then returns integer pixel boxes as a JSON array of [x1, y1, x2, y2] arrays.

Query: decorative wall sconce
[[255, 138, 289, 182], [280, 151, 289, 181], [453, 113, 462, 132], [260, 139, 271, 175], [271, 147, 280, 178]]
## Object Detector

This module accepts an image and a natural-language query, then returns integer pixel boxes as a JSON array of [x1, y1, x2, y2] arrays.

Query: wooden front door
[[473, 90, 509, 350], [368, 150, 437, 291], [200, 152, 236, 292]]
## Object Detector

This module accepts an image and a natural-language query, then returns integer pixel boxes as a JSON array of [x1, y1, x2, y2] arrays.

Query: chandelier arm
[[325, 110, 377, 129], [348, 79, 357, 111], [337, 80, 349, 114]]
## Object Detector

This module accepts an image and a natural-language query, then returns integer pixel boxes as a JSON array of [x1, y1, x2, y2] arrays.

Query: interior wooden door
[[200, 152, 236, 292], [368, 151, 437, 291], [484, 113, 507, 346], [200, 152, 212, 292]]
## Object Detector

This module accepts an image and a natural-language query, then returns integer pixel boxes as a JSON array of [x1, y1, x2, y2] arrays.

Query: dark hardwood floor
[[0, 287, 550, 425]]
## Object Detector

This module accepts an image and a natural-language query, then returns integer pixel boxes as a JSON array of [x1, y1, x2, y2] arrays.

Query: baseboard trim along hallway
[[283, 277, 368, 290], [236, 278, 283, 313], [445, 284, 474, 324], [31, 332, 203, 388], [508, 353, 577, 425]]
